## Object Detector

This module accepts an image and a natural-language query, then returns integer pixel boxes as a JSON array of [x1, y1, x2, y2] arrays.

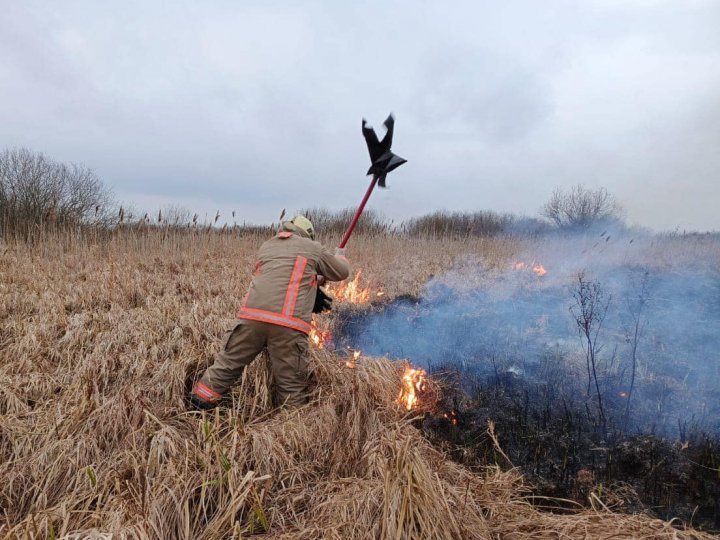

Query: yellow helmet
[[290, 214, 314, 239]]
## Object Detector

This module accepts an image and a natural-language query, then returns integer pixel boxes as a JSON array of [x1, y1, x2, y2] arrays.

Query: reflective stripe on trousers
[[192, 381, 222, 403]]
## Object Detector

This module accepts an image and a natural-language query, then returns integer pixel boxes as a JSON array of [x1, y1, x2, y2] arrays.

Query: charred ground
[[334, 231, 720, 533]]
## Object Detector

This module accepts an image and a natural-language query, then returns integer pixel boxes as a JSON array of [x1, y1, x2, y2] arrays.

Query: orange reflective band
[[286, 257, 308, 317], [282, 256, 308, 317], [193, 382, 220, 402], [237, 307, 312, 334]]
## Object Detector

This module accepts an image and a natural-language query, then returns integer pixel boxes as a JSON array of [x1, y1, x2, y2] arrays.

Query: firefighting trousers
[[192, 319, 312, 408]]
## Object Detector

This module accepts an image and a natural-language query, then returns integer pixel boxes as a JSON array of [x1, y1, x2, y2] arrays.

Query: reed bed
[[0, 231, 713, 538]]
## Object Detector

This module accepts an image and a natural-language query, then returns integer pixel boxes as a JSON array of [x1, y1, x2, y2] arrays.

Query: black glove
[[313, 287, 333, 313]]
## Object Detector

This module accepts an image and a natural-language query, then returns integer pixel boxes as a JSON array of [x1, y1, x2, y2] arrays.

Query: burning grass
[[0, 231, 715, 538]]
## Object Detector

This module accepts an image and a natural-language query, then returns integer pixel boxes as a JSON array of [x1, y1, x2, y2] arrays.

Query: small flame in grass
[[618, 391, 628, 398], [398, 367, 428, 411], [346, 350, 361, 369], [309, 316, 332, 349], [327, 269, 371, 304], [513, 261, 547, 277], [443, 410, 459, 426]]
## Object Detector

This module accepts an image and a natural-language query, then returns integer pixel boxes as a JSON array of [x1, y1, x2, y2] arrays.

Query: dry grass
[[0, 231, 714, 539]]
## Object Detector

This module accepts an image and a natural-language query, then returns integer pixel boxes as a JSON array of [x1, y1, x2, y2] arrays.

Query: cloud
[[0, 1, 718, 230], [410, 46, 553, 144]]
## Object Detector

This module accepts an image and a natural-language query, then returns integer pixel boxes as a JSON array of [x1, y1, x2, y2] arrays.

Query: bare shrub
[[160, 204, 193, 227], [299, 206, 391, 238], [571, 272, 611, 433], [622, 269, 651, 429], [404, 210, 513, 238]]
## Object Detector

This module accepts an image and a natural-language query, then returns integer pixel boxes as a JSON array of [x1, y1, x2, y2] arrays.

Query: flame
[[443, 410, 459, 426], [346, 350, 361, 369], [512, 261, 547, 277], [618, 391, 628, 398], [326, 269, 371, 304], [309, 316, 332, 349], [398, 367, 428, 411]]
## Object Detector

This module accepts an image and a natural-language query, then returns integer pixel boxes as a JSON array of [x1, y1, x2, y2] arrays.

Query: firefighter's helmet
[[290, 215, 314, 240]]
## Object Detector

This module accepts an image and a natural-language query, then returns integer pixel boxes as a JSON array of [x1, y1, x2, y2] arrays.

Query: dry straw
[[0, 231, 714, 539]]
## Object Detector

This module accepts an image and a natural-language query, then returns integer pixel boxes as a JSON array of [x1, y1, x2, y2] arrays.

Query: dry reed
[[0, 231, 714, 539]]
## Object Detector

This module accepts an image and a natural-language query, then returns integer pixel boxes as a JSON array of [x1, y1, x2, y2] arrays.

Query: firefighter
[[188, 215, 350, 409]]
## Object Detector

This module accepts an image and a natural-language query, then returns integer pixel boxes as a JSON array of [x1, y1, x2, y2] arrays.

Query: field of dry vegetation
[[1, 229, 716, 539]]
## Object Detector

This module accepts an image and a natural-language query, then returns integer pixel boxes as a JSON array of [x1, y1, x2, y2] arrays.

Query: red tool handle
[[339, 176, 378, 248]]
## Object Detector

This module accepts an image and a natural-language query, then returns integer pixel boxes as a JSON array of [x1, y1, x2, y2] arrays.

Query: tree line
[[0, 147, 626, 241]]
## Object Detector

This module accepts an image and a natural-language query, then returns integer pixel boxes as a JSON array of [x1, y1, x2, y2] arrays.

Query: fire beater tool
[[338, 114, 407, 249]]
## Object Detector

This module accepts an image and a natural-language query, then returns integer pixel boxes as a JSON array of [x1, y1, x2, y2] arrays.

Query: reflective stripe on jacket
[[237, 225, 350, 334]]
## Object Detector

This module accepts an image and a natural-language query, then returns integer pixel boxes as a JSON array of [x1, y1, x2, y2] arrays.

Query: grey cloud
[[411, 47, 553, 143], [0, 1, 719, 230]]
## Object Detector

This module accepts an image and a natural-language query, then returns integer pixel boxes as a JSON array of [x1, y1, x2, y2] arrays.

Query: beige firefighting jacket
[[236, 222, 350, 334]]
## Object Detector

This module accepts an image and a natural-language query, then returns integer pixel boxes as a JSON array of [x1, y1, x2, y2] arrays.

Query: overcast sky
[[1, 1, 719, 231]]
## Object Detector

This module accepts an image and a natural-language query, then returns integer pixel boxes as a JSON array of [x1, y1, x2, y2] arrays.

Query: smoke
[[341, 230, 720, 435]]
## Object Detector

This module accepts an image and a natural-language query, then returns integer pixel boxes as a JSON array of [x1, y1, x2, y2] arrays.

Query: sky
[[1, 0, 719, 231]]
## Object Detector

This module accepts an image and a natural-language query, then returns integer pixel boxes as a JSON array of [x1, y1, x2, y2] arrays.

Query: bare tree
[[542, 184, 623, 229], [0, 148, 112, 238]]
